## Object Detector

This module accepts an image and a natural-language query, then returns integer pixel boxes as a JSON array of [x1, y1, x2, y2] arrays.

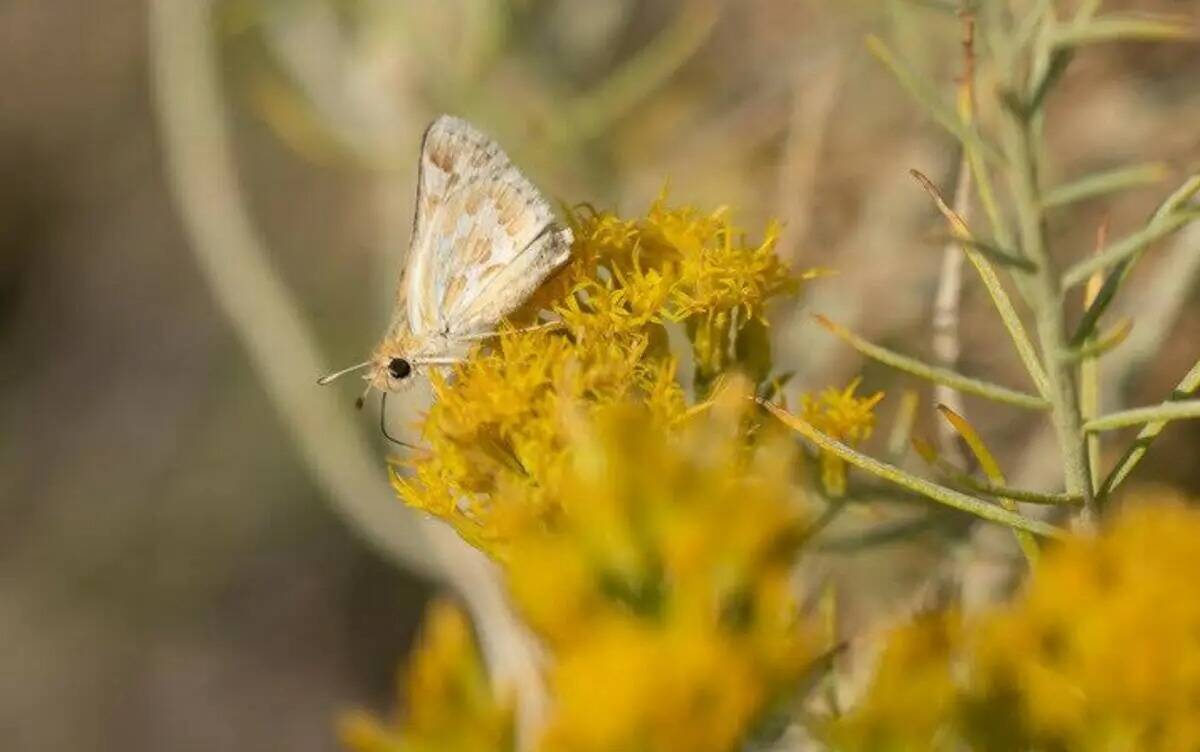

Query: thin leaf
[[760, 400, 1066, 539], [1071, 175, 1200, 341], [1050, 14, 1197, 47], [936, 405, 1039, 564], [911, 171, 1051, 398], [914, 437, 1083, 506], [1099, 359, 1200, 500], [1062, 210, 1200, 288], [930, 234, 1037, 271], [965, 481, 1083, 507], [1152, 174, 1200, 222], [1084, 400, 1200, 432], [935, 406, 1000, 478], [1026, 48, 1074, 116], [866, 36, 1004, 163], [1080, 221, 1109, 492], [815, 316, 1051, 411], [1042, 163, 1169, 210], [1060, 317, 1133, 362]]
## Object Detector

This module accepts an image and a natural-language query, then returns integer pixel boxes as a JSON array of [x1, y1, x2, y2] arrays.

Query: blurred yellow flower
[[826, 611, 962, 752], [830, 501, 1200, 751], [800, 377, 884, 496], [339, 599, 514, 752], [370, 196, 818, 752], [512, 392, 815, 752]]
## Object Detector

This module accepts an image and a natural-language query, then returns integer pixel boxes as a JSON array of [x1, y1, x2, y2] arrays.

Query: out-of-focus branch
[[147, 0, 546, 742], [150, 0, 434, 580], [931, 12, 977, 467], [932, 158, 971, 461]]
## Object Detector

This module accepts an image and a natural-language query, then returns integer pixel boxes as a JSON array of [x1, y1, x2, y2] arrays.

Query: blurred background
[[2, 0, 1198, 749]]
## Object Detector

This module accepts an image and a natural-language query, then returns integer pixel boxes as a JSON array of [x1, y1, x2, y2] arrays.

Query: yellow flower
[[830, 501, 1200, 751], [381, 196, 817, 752], [504, 390, 815, 752], [339, 599, 514, 752], [800, 377, 884, 496], [396, 196, 807, 559], [542, 616, 764, 752], [824, 611, 962, 752]]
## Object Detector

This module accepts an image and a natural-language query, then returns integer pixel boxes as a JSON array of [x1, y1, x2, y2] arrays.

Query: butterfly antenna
[[380, 391, 418, 450], [317, 360, 372, 386]]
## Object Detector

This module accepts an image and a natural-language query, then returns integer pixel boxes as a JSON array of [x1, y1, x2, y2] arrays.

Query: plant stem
[[761, 401, 1066, 539], [1084, 400, 1200, 432], [1004, 115, 1096, 526]]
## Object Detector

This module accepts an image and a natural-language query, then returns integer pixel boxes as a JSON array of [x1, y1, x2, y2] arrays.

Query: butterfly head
[[366, 341, 420, 394], [316, 338, 420, 396]]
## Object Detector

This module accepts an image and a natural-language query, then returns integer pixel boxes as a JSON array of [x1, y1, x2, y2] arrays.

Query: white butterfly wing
[[401, 115, 572, 340]]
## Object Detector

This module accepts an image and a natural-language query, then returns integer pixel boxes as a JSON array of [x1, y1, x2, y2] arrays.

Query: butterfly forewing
[[402, 116, 571, 340]]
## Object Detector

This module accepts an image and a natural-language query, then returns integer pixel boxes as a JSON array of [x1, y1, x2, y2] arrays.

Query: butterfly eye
[[388, 358, 412, 380]]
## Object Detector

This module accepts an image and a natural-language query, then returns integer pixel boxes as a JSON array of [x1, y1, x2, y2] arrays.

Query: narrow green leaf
[[1071, 264, 1127, 345], [965, 480, 1084, 507], [1080, 234, 1108, 497], [910, 171, 1051, 398], [866, 36, 1004, 164], [936, 404, 1039, 564], [815, 315, 1051, 410], [915, 437, 1084, 506], [1084, 400, 1200, 432], [931, 235, 1037, 271], [1060, 317, 1133, 362], [1153, 174, 1200, 222], [1099, 359, 1200, 499], [1026, 48, 1074, 116], [1072, 175, 1200, 341], [761, 400, 1066, 539], [1042, 163, 1169, 210], [1050, 15, 1197, 47], [1063, 210, 1200, 288]]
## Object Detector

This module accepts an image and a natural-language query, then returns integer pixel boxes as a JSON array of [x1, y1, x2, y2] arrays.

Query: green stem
[[761, 401, 1066, 539], [1098, 359, 1200, 501], [815, 315, 1050, 410], [1084, 400, 1200, 432], [1004, 114, 1096, 525]]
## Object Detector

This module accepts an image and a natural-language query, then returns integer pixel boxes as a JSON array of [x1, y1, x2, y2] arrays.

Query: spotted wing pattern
[[399, 115, 572, 340]]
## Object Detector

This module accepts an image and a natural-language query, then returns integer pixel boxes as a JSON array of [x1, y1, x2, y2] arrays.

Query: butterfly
[[318, 115, 573, 409]]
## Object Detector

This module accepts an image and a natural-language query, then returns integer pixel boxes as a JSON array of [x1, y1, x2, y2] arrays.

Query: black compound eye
[[388, 358, 412, 380]]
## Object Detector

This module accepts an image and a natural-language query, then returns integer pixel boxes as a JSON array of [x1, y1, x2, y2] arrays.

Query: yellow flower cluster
[[349, 197, 827, 752], [517, 395, 815, 752], [800, 377, 883, 497], [340, 599, 514, 752], [830, 501, 1200, 751], [396, 195, 800, 559], [357, 395, 816, 752]]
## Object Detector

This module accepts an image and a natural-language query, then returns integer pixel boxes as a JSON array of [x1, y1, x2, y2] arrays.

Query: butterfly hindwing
[[402, 116, 571, 339]]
